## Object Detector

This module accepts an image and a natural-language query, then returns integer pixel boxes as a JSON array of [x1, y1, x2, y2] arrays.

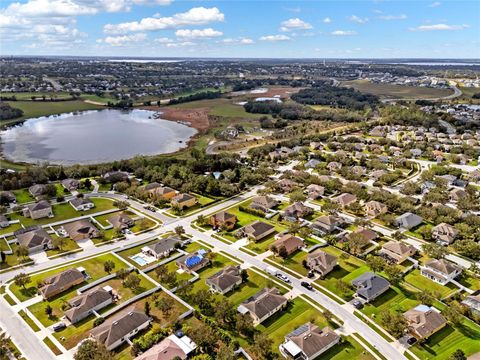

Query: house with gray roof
[[250, 196, 278, 213], [395, 212, 422, 229], [142, 235, 182, 259], [28, 184, 49, 198], [206, 266, 243, 295], [23, 200, 53, 220], [351, 272, 390, 302], [65, 287, 114, 324], [15, 226, 53, 253], [62, 179, 80, 191], [69, 197, 95, 211], [235, 220, 276, 242], [237, 287, 287, 325]]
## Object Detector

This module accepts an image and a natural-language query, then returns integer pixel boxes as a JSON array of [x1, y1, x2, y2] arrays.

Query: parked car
[[53, 322, 66, 332], [352, 299, 363, 309], [276, 273, 290, 283], [307, 271, 315, 278], [407, 337, 417, 345], [301, 281, 314, 291]]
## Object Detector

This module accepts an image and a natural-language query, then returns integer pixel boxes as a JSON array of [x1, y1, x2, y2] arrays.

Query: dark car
[[301, 281, 314, 291], [407, 337, 417, 345], [307, 271, 315, 278], [352, 299, 363, 309], [53, 322, 66, 332]]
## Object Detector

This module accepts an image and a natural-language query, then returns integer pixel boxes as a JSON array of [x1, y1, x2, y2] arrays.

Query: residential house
[[306, 250, 337, 277], [209, 211, 237, 230], [432, 223, 459, 245], [273, 234, 304, 256], [277, 179, 299, 193], [310, 142, 323, 151], [0, 214, 9, 228], [404, 305, 447, 340], [176, 249, 210, 273], [462, 290, 480, 317], [62, 179, 80, 191], [369, 126, 386, 137], [0, 191, 16, 204], [305, 159, 321, 169], [421, 259, 462, 285], [39, 268, 86, 300], [449, 188, 467, 202], [332, 193, 357, 208], [142, 235, 182, 259], [23, 200, 53, 220], [306, 184, 324, 199], [63, 219, 100, 241], [269, 147, 294, 161], [107, 213, 135, 230], [327, 162, 342, 172], [206, 265, 243, 294], [235, 221, 276, 242], [395, 212, 422, 229], [102, 171, 129, 183], [90, 309, 151, 351], [149, 186, 177, 200], [134, 334, 197, 360], [311, 215, 344, 235], [65, 287, 114, 324], [364, 201, 387, 218], [281, 323, 340, 360], [237, 287, 288, 325], [351, 272, 390, 302], [250, 196, 278, 213], [283, 202, 313, 221], [69, 197, 95, 211], [346, 228, 378, 248], [369, 170, 387, 181], [28, 184, 48, 198], [171, 193, 197, 209], [350, 166, 365, 177], [379, 241, 416, 264], [15, 226, 53, 253]]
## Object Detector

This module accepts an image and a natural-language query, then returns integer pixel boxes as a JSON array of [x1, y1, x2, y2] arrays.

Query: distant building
[[306, 184, 324, 199], [364, 201, 387, 218], [102, 171, 129, 183]]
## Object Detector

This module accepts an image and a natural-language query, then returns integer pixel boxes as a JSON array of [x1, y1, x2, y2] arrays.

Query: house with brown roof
[[15, 226, 53, 254], [23, 200, 53, 220], [281, 323, 340, 360], [269, 147, 294, 161], [206, 265, 243, 294], [306, 250, 337, 277], [176, 249, 210, 273], [171, 193, 197, 209], [250, 196, 278, 213], [277, 179, 299, 193], [283, 202, 314, 221], [69, 197, 95, 211], [432, 223, 459, 245], [346, 228, 378, 248], [150, 186, 177, 200], [102, 171, 129, 183], [28, 184, 49, 198], [209, 211, 237, 230], [235, 221, 276, 242], [62, 179, 80, 191], [90, 309, 151, 351], [306, 184, 324, 199], [134, 334, 197, 360], [65, 287, 114, 324], [462, 290, 480, 317], [421, 259, 462, 285], [63, 219, 100, 242], [273, 234, 304, 256], [39, 268, 86, 300], [449, 188, 467, 202], [311, 215, 344, 235], [237, 287, 288, 325], [332, 193, 357, 208], [327, 162, 342, 172], [404, 305, 447, 340], [107, 213, 135, 230], [364, 201, 388, 218], [379, 241, 416, 264]]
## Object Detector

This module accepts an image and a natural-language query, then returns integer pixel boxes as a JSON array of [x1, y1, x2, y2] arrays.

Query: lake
[[0, 109, 197, 165]]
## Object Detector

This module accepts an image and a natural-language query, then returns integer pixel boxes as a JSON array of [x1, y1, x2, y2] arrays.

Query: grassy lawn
[[267, 250, 309, 276], [43, 337, 62, 356], [411, 319, 480, 360], [243, 232, 280, 254], [0, 92, 73, 100], [53, 315, 95, 350], [256, 298, 328, 351], [0, 221, 23, 235], [18, 310, 40, 332], [12, 188, 34, 204], [0, 238, 12, 251], [8, 198, 115, 228], [322, 335, 375, 360], [458, 273, 480, 291], [0, 243, 33, 271], [10, 253, 129, 301], [404, 270, 457, 299], [45, 237, 81, 257]]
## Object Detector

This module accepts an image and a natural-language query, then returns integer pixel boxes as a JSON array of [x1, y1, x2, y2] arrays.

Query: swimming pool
[[131, 255, 148, 266]]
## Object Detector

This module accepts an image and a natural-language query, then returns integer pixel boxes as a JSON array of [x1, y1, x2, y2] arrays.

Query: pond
[[0, 109, 197, 165]]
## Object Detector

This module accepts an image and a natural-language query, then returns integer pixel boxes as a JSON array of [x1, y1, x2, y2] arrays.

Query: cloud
[[175, 28, 222, 39], [218, 37, 254, 45], [97, 33, 146, 46], [2, 0, 98, 17], [284, 7, 301, 13], [153, 37, 195, 47], [331, 30, 357, 36], [409, 23, 469, 31], [104, 7, 224, 33], [323, 17, 332, 23], [348, 15, 368, 24], [378, 14, 407, 20], [279, 17, 312, 31], [429, 2, 441, 7], [132, 0, 172, 5], [259, 34, 291, 41]]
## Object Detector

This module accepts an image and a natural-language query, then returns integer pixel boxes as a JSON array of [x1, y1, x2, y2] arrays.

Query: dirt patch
[[141, 106, 210, 131]]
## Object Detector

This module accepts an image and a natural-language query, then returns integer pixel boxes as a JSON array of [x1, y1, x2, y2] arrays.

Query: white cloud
[[429, 2, 441, 7], [153, 37, 195, 47], [219, 37, 254, 45], [175, 28, 222, 39], [323, 17, 332, 23], [97, 33, 146, 46], [378, 14, 407, 20], [409, 23, 469, 31], [3, 0, 98, 17], [279, 17, 312, 32], [132, 0, 172, 5], [259, 34, 291, 41], [348, 15, 368, 24], [331, 30, 357, 36], [104, 6, 224, 33]]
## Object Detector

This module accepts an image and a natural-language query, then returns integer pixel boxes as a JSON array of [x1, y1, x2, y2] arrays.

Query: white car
[[276, 273, 290, 283]]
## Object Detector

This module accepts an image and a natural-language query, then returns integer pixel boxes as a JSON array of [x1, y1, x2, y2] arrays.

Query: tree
[[15, 245, 29, 259], [103, 260, 116, 274], [113, 200, 129, 210], [74, 339, 110, 360], [214, 299, 236, 326], [379, 309, 407, 338], [144, 301, 151, 317], [174, 225, 185, 237], [196, 214, 207, 226], [45, 304, 53, 318], [449, 349, 467, 360], [52, 236, 67, 251], [0, 332, 10, 360], [443, 303, 463, 326], [13, 272, 31, 289], [298, 226, 312, 239], [366, 256, 386, 273], [288, 223, 301, 235], [216, 342, 236, 360], [236, 313, 255, 338], [155, 265, 167, 280], [422, 243, 447, 259], [240, 269, 249, 282], [384, 265, 403, 285], [323, 309, 334, 323], [193, 289, 214, 314], [336, 279, 351, 295], [251, 333, 274, 360], [123, 273, 141, 291], [289, 189, 306, 203], [417, 290, 437, 306], [277, 245, 289, 259], [116, 268, 129, 280], [155, 297, 174, 315]]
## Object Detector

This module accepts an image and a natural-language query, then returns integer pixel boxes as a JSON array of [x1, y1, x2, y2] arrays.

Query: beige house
[[209, 211, 237, 230], [431, 223, 459, 245], [206, 266, 243, 294], [250, 196, 278, 212], [237, 287, 288, 325], [421, 259, 462, 285], [23, 200, 53, 220], [364, 201, 388, 217], [15, 226, 53, 254], [379, 241, 416, 264], [332, 193, 357, 208], [63, 219, 100, 241], [272, 234, 304, 256], [171, 193, 197, 209], [235, 220, 276, 242], [39, 268, 86, 300], [404, 305, 447, 340], [306, 184, 325, 199], [306, 250, 337, 277]]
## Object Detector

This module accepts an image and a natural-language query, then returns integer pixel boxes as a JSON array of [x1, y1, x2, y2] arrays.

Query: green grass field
[[1, 92, 73, 101], [18, 310, 41, 332], [404, 270, 457, 299], [322, 335, 375, 360], [43, 337, 62, 355]]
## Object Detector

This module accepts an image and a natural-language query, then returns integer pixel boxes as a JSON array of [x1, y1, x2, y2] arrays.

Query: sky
[[0, 0, 479, 58]]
